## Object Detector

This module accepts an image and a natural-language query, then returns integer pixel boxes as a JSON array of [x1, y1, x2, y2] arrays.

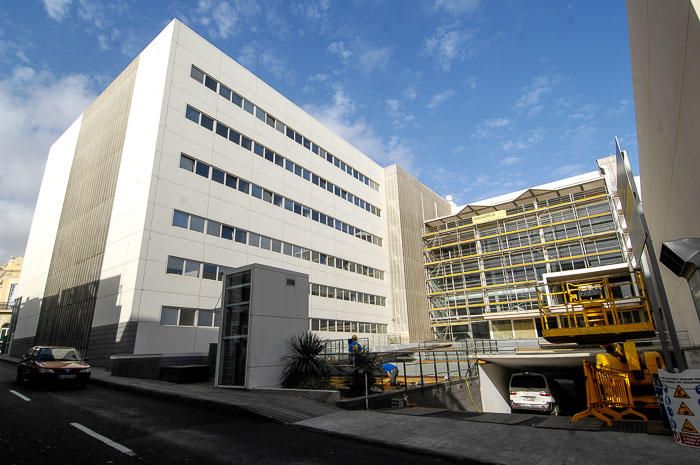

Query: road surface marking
[[9, 390, 31, 402], [70, 423, 136, 456]]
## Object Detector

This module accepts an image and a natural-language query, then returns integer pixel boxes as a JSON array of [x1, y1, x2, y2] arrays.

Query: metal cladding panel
[[385, 165, 451, 342], [34, 58, 139, 353]]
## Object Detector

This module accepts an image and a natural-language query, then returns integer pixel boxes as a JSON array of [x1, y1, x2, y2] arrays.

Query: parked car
[[509, 372, 561, 415], [16, 346, 91, 388]]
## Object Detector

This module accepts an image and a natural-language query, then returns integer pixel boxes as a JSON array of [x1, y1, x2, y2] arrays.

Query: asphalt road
[[0, 362, 462, 465]]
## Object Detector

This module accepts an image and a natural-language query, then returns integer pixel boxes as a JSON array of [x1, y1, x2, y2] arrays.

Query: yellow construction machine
[[537, 270, 664, 424]]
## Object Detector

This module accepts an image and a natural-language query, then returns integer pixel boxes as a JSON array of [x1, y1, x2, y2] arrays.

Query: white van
[[509, 372, 560, 415]]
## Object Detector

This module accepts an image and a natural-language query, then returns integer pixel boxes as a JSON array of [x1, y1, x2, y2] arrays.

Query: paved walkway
[[297, 409, 698, 465], [2, 355, 697, 464]]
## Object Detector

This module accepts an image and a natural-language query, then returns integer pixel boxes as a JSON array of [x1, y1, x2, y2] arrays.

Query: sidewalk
[[2, 355, 697, 464], [297, 409, 698, 465]]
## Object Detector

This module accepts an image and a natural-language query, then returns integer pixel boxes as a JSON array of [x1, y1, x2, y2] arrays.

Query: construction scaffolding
[[423, 180, 630, 341]]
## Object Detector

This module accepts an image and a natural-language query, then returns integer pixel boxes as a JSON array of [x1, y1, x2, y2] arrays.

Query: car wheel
[[15, 369, 23, 385], [77, 380, 88, 389], [551, 404, 560, 416]]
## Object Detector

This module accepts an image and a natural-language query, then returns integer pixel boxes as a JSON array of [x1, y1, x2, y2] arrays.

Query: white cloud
[[568, 103, 600, 120], [238, 42, 291, 81], [0, 66, 96, 261], [514, 74, 561, 116], [402, 86, 417, 100], [385, 98, 416, 128], [184, 0, 262, 40], [424, 25, 477, 72], [294, 0, 331, 22], [465, 75, 477, 89], [328, 41, 352, 59], [562, 124, 596, 144], [42, 0, 72, 21], [470, 117, 510, 140], [305, 87, 418, 172], [328, 40, 391, 75], [427, 89, 456, 109], [432, 0, 481, 15], [485, 117, 510, 128], [604, 99, 631, 117], [552, 164, 585, 178], [501, 128, 544, 152], [500, 156, 520, 166]]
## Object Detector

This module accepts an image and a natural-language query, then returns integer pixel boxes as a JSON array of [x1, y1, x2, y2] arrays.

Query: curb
[[88, 375, 271, 422]]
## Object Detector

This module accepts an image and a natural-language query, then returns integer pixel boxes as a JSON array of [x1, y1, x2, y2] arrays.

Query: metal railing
[[321, 340, 479, 395]]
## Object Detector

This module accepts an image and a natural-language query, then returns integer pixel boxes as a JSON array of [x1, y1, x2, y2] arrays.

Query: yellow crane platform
[[536, 271, 656, 344]]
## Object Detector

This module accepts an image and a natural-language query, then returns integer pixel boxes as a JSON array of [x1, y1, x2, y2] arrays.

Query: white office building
[[8, 19, 450, 363]]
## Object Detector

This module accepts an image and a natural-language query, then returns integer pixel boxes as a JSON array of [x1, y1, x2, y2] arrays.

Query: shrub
[[281, 332, 329, 389]]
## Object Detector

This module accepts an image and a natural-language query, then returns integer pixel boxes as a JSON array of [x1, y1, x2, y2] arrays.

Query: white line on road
[[9, 390, 31, 402], [70, 423, 136, 457]]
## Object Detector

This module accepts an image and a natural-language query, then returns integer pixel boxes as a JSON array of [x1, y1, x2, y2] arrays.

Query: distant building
[[9, 20, 448, 363], [423, 157, 632, 340], [0, 256, 23, 343]]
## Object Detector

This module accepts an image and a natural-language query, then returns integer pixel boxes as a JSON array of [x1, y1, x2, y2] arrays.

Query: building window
[[212, 168, 225, 184], [179, 308, 197, 326], [204, 75, 217, 92], [189, 215, 205, 232], [166, 256, 184, 275], [172, 210, 189, 229], [184, 260, 200, 277], [195, 160, 210, 178], [200, 114, 214, 130], [186, 105, 200, 123], [179, 154, 195, 172], [160, 306, 179, 325]]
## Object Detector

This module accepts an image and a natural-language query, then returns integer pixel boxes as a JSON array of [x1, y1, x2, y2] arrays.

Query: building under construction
[[423, 156, 632, 341]]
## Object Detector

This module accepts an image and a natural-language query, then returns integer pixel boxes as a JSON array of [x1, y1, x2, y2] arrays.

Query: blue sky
[[0, 0, 638, 260]]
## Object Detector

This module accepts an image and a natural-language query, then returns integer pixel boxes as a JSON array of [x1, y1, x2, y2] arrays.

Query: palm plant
[[281, 332, 329, 389]]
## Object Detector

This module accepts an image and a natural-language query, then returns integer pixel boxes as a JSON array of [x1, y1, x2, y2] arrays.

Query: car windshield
[[511, 375, 546, 389], [36, 348, 82, 362]]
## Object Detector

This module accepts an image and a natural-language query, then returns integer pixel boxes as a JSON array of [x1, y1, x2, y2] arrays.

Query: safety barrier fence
[[572, 360, 647, 426], [320, 341, 479, 395]]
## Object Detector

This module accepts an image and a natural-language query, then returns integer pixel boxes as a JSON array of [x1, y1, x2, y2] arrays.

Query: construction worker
[[348, 334, 363, 354], [382, 362, 399, 386]]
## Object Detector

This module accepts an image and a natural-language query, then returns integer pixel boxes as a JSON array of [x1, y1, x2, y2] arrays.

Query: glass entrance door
[[218, 271, 251, 386]]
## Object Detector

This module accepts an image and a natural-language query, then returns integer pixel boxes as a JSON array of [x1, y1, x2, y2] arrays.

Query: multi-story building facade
[[9, 20, 448, 362], [423, 157, 631, 341], [0, 256, 23, 343]]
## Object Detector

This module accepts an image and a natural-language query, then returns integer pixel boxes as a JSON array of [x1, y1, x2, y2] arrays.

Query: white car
[[509, 372, 560, 415]]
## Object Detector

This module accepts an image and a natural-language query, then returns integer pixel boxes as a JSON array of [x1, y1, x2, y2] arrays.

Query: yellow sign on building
[[471, 210, 507, 225]]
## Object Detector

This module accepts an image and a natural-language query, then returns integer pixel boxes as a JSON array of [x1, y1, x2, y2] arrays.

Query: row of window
[[190, 65, 379, 191], [166, 255, 228, 280], [160, 306, 222, 327], [310, 282, 387, 306], [165, 254, 387, 307], [182, 105, 381, 219], [172, 209, 385, 280], [309, 318, 388, 334], [179, 152, 383, 246]]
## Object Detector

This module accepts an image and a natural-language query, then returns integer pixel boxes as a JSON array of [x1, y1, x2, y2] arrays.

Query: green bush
[[281, 332, 329, 389]]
